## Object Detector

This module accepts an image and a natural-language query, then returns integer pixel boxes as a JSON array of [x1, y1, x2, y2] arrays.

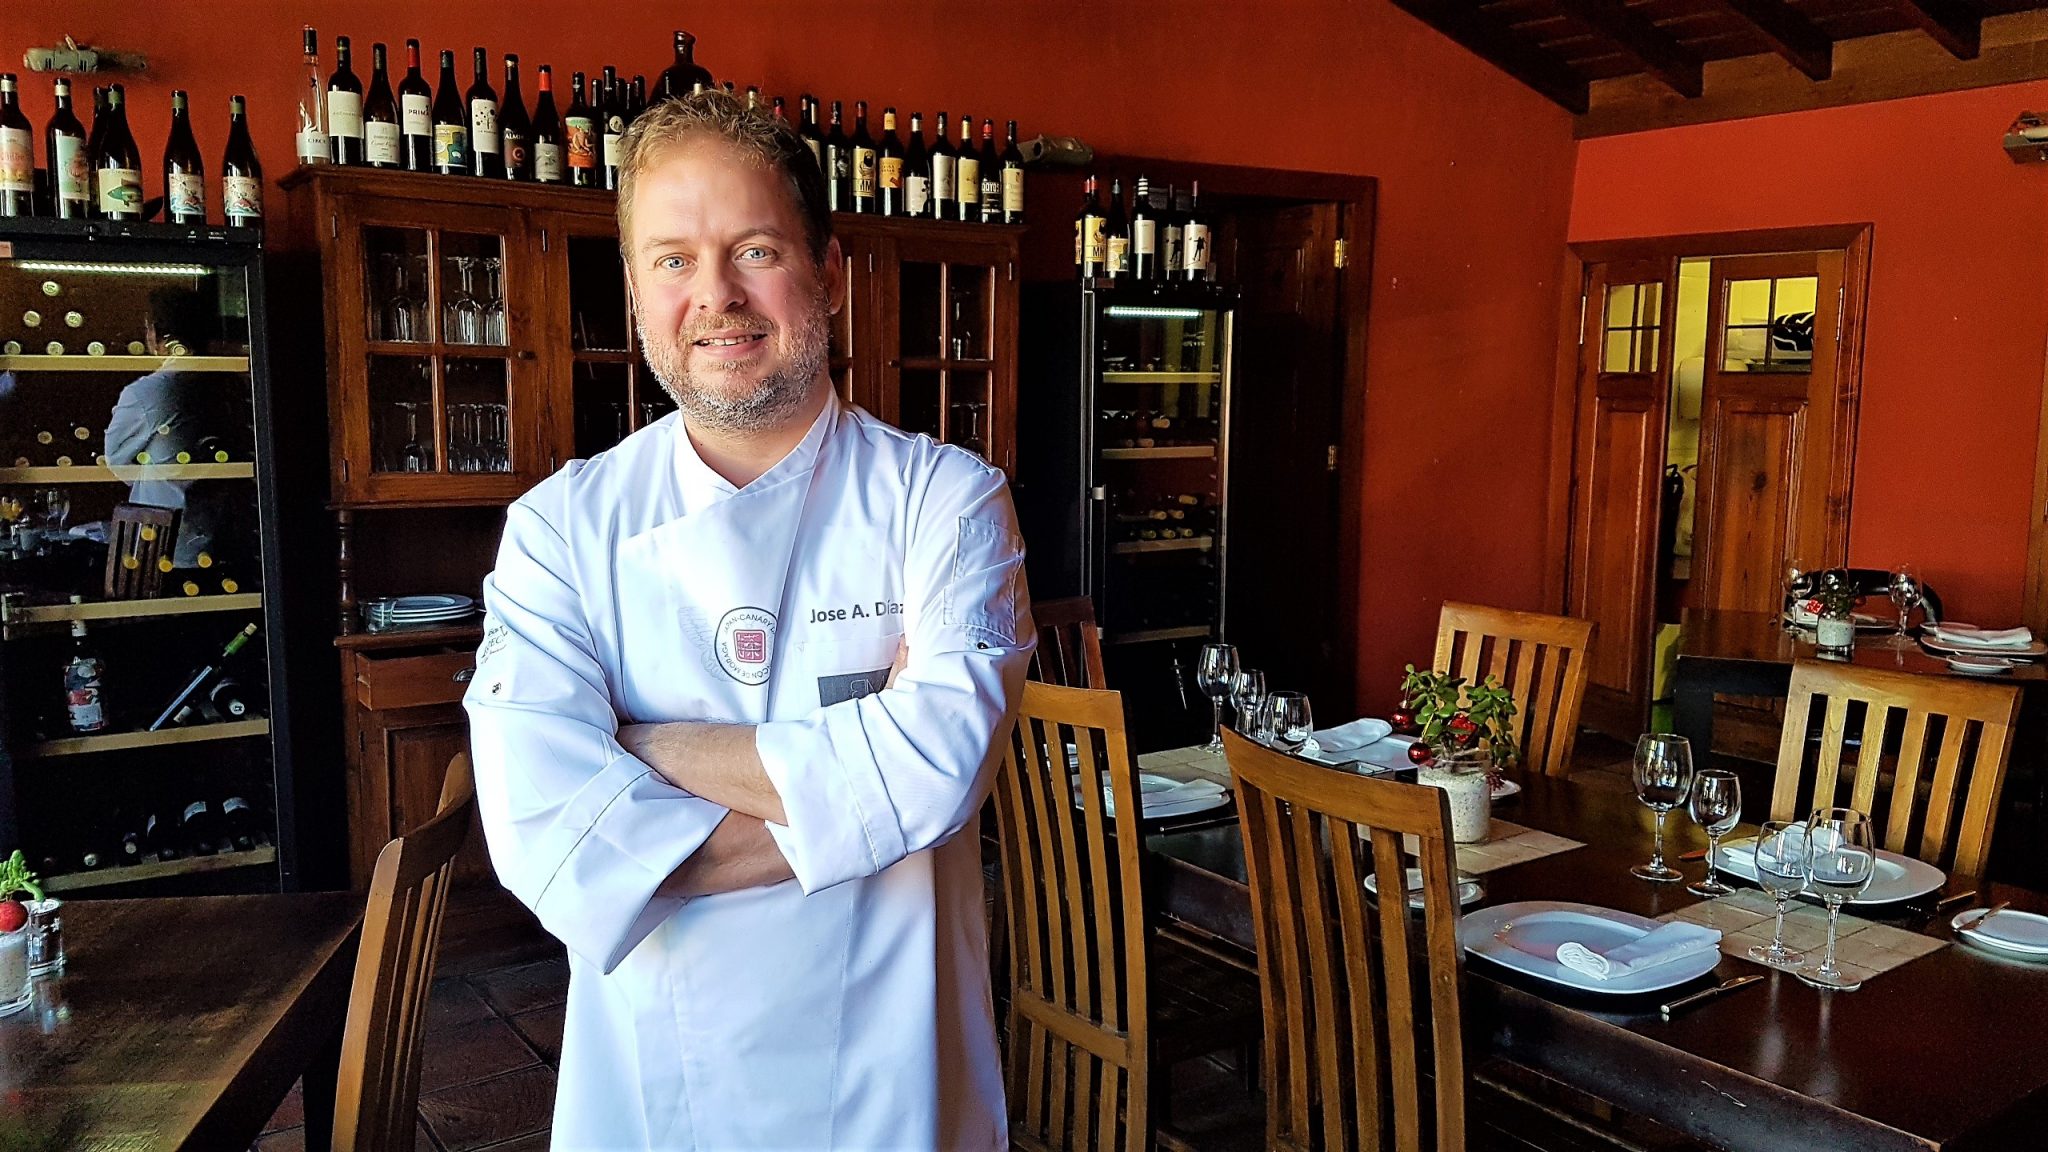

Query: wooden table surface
[[1147, 767, 2048, 1152], [1676, 608, 2048, 682], [0, 891, 363, 1151]]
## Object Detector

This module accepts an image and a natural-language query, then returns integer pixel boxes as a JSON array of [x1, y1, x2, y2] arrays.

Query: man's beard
[[638, 284, 832, 435]]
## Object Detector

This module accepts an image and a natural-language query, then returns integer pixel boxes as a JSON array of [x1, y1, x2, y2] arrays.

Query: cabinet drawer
[[355, 649, 477, 711]]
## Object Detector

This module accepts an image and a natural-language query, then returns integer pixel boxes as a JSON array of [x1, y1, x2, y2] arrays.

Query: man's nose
[[694, 262, 745, 316]]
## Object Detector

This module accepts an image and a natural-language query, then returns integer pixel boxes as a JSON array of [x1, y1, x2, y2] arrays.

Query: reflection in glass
[[368, 355, 434, 473], [444, 358, 511, 473], [569, 236, 630, 352], [899, 262, 941, 359]]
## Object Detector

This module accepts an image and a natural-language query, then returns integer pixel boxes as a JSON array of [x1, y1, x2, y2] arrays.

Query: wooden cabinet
[[340, 642, 491, 887]]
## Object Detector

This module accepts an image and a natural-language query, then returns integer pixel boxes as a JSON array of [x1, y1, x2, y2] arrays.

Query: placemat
[[1137, 745, 1232, 786], [1660, 889, 1946, 983], [1356, 818, 1584, 875]]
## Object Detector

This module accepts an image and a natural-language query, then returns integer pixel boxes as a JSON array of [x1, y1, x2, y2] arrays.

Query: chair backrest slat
[[1434, 602, 1595, 778], [1031, 596, 1108, 689]]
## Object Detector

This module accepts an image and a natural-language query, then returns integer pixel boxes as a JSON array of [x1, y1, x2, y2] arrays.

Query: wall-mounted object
[[2004, 111, 2048, 164], [22, 37, 149, 75]]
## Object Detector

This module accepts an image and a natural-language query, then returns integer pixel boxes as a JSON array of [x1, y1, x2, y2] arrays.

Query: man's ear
[[822, 234, 846, 316]]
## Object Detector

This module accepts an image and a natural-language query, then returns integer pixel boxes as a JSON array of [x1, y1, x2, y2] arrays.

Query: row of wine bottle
[[1103, 411, 1219, 449], [52, 794, 270, 875], [0, 74, 263, 226], [1077, 175, 1215, 282], [7, 427, 238, 470], [64, 614, 259, 735]]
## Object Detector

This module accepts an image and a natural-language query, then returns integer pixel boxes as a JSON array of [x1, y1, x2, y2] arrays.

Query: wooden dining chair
[[1433, 602, 1594, 779], [994, 681, 1260, 1152], [1222, 727, 1468, 1152], [1770, 660, 2021, 878], [1031, 595, 1109, 688], [330, 753, 477, 1152]]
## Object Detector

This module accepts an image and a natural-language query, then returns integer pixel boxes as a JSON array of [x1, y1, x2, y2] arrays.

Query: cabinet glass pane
[[574, 361, 630, 458], [440, 232, 506, 348], [368, 355, 435, 473], [947, 370, 990, 461], [364, 226, 430, 343], [636, 356, 676, 428], [899, 369, 941, 439], [568, 236, 630, 353], [899, 261, 941, 359], [947, 266, 990, 360], [443, 358, 510, 473], [1100, 306, 1221, 376]]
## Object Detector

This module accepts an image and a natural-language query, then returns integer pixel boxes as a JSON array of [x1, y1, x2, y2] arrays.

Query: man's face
[[626, 137, 840, 434]]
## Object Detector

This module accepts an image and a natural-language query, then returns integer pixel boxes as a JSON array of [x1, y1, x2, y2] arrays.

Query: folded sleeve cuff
[[754, 704, 909, 894]]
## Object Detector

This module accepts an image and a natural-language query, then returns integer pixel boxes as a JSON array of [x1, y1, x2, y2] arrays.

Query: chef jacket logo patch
[[714, 606, 777, 686]]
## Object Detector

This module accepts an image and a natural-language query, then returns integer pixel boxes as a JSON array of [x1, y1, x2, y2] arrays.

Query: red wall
[[5, 1, 1579, 713], [1572, 83, 2048, 628]]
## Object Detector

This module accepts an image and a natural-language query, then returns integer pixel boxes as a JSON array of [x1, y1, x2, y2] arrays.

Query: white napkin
[[1552, 922, 1722, 981], [1313, 718, 1395, 754], [1084, 776, 1225, 819], [1928, 623, 2034, 649]]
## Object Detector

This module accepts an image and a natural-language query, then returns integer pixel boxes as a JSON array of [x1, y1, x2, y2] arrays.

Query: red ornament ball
[[0, 900, 25, 934], [1407, 741, 1433, 765], [1391, 707, 1415, 732]]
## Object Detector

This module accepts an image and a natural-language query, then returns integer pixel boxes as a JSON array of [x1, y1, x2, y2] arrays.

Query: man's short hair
[[615, 90, 833, 266]]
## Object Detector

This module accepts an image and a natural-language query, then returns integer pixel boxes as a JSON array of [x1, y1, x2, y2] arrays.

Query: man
[[464, 92, 1032, 1151]]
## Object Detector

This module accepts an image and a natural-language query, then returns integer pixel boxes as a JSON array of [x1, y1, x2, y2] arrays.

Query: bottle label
[[327, 89, 364, 138], [1074, 219, 1082, 266], [53, 135, 88, 203], [503, 129, 527, 174], [1134, 218, 1157, 257], [1084, 217, 1105, 265], [879, 156, 902, 191], [980, 174, 1001, 218], [0, 127, 29, 193], [1107, 236, 1129, 273], [852, 147, 876, 197], [96, 168, 143, 214], [534, 140, 563, 181], [1003, 167, 1024, 214], [1184, 222, 1211, 273], [804, 137, 822, 167], [905, 174, 929, 215], [957, 157, 980, 203], [1164, 224, 1184, 274], [65, 656, 106, 732], [296, 128, 329, 164], [401, 93, 432, 136], [167, 172, 205, 217], [365, 120, 401, 164], [470, 100, 500, 153], [223, 796, 250, 816], [183, 800, 208, 823], [566, 116, 596, 167], [932, 155, 955, 201], [434, 123, 469, 168], [223, 175, 262, 221], [602, 131, 622, 168]]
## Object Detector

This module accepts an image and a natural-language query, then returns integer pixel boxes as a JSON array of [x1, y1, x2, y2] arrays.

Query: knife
[[1958, 901, 2012, 932], [1659, 974, 1763, 1020]]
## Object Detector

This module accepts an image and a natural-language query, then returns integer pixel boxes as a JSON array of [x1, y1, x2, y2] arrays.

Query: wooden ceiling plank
[[1391, 0, 1593, 112], [1897, 0, 1984, 58], [1716, 0, 1837, 77], [1553, 0, 1709, 96]]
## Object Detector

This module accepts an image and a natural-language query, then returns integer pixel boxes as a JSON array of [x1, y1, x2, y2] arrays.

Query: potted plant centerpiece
[[1812, 569, 1859, 655], [1398, 665, 1519, 842]]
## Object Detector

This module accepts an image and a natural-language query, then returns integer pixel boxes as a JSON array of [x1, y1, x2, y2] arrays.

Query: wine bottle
[[499, 54, 529, 181], [954, 115, 979, 222], [655, 30, 713, 103], [163, 90, 206, 225], [903, 112, 929, 219], [222, 95, 263, 228], [565, 72, 596, 187], [362, 43, 400, 169], [1075, 175, 1105, 280], [326, 35, 364, 165], [929, 111, 955, 221], [180, 799, 223, 857], [63, 601, 108, 734], [466, 48, 501, 178], [296, 27, 328, 166], [530, 65, 562, 184], [91, 86, 143, 221], [208, 674, 257, 720], [823, 100, 850, 211], [432, 51, 468, 175], [1131, 176, 1157, 280], [850, 101, 876, 214], [600, 66, 624, 191], [144, 811, 183, 862], [1000, 120, 1025, 225], [0, 74, 31, 217], [798, 95, 823, 170], [220, 795, 260, 853], [978, 119, 1002, 223], [744, 85, 762, 113], [771, 95, 787, 124], [46, 78, 88, 220], [1104, 177, 1129, 279], [149, 621, 258, 731], [1182, 180, 1209, 281], [629, 76, 647, 125], [120, 826, 144, 865], [194, 434, 231, 462], [398, 39, 433, 172], [1162, 184, 1185, 280], [877, 107, 903, 217]]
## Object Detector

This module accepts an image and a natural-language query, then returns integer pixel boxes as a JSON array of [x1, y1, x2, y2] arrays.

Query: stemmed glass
[[1195, 643, 1238, 753], [1262, 691, 1313, 754], [445, 256, 484, 345], [1747, 820, 1810, 970], [1800, 808, 1877, 991], [1784, 560, 1814, 627], [1685, 768, 1742, 897], [381, 254, 417, 342], [487, 403, 510, 471], [1630, 734, 1694, 882], [397, 402, 429, 473], [1889, 565, 1922, 639], [1230, 669, 1268, 736], [483, 257, 507, 345]]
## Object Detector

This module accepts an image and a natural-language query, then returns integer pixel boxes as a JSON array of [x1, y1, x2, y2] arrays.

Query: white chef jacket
[[464, 390, 1032, 1152]]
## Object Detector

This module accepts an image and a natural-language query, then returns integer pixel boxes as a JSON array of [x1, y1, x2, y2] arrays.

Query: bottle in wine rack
[[799, 95, 823, 169], [144, 811, 183, 862], [1131, 176, 1157, 280], [327, 35, 365, 165], [877, 107, 904, 216], [500, 55, 529, 181], [296, 27, 329, 166], [929, 111, 955, 221], [363, 43, 400, 169], [466, 48, 501, 178], [902, 112, 929, 218], [92, 85, 143, 220], [208, 674, 257, 720], [164, 90, 206, 225], [222, 96, 263, 228], [954, 115, 979, 222], [220, 795, 260, 853], [823, 100, 850, 211], [150, 621, 257, 731], [398, 40, 433, 172], [0, 74, 32, 218], [47, 78, 89, 219], [63, 601, 108, 734], [530, 66, 562, 184], [850, 101, 876, 214], [432, 50, 468, 176], [120, 825, 144, 865], [1104, 177, 1129, 279], [978, 119, 1002, 223], [600, 66, 624, 190], [564, 72, 596, 186], [181, 799, 222, 856]]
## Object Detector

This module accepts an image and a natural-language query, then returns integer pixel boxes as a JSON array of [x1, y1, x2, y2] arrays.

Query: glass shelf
[[29, 717, 270, 758], [1101, 446, 1216, 461], [0, 355, 250, 373]]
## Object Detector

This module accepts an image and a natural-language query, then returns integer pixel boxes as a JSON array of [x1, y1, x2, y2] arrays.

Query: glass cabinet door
[[537, 214, 673, 464], [888, 235, 1011, 470]]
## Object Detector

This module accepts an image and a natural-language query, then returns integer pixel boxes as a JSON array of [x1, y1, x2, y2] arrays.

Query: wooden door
[[878, 228, 1020, 474], [532, 208, 674, 464], [1691, 252, 1848, 613], [1566, 257, 1678, 736]]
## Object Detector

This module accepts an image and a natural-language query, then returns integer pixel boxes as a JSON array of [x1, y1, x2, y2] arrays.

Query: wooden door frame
[[1543, 224, 1875, 614], [2026, 343, 2048, 635]]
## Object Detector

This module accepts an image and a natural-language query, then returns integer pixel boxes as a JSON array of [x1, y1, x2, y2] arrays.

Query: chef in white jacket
[[464, 91, 1032, 1151]]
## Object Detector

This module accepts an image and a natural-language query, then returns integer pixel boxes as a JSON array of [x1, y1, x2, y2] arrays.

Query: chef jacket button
[[976, 641, 989, 650]]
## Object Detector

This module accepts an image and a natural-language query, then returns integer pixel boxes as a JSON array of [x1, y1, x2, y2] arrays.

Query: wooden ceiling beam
[[1552, 0, 1707, 97], [1716, 0, 1835, 80], [1897, 0, 1983, 59], [1390, 0, 1592, 113]]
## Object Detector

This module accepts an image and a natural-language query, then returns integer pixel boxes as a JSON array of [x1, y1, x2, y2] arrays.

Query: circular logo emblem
[[714, 607, 777, 686]]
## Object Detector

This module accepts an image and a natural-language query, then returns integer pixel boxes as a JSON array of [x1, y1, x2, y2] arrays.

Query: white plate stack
[[363, 594, 477, 633]]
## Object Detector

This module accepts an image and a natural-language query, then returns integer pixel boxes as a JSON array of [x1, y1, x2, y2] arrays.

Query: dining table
[[0, 890, 364, 1151], [1144, 759, 2048, 1152]]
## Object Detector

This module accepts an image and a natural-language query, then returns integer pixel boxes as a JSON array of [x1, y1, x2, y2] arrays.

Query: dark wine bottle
[[144, 811, 183, 862], [363, 43, 400, 169], [180, 799, 222, 857], [530, 65, 562, 184], [46, 78, 88, 219], [629, 76, 647, 125], [929, 111, 954, 221], [163, 90, 205, 225], [398, 39, 433, 172], [850, 100, 876, 214], [0, 74, 31, 217], [877, 107, 903, 217], [466, 48, 501, 178], [953, 114, 979, 222], [978, 119, 1002, 223], [798, 94, 823, 170], [148, 622, 258, 732], [91, 85, 143, 221], [1182, 180, 1210, 282], [1131, 175, 1157, 280], [903, 112, 929, 219], [565, 72, 596, 187], [1104, 177, 1129, 279], [1000, 120, 1025, 225], [432, 50, 468, 176], [120, 826, 144, 865], [600, 66, 624, 191], [499, 54, 529, 181], [1162, 184, 1185, 279], [771, 95, 787, 125], [208, 674, 257, 720], [823, 100, 850, 211], [222, 95, 263, 228], [326, 35, 364, 165], [220, 795, 260, 853], [655, 30, 713, 103]]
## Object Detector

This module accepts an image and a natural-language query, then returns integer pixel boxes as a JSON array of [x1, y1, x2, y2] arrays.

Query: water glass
[[1888, 565, 1921, 638], [1262, 691, 1314, 754], [0, 926, 30, 1016], [26, 898, 62, 976], [1800, 808, 1877, 991], [1686, 769, 1743, 897], [1630, 734, 1694, 882], [1230, 669, 1267, 736], [1195, 643, 1238, 754], [1747, 820, 1810, 970]]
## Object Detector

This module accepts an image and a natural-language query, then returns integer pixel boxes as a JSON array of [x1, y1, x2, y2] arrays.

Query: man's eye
[[740, 247, 770, 261], [659, 255, 689, 271]]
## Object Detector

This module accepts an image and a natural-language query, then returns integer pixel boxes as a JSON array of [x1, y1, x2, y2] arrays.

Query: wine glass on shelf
[[488, 403, 510, 472], [1195, 643, 1238, 753], [397, 402, 429, 473], [380, 254, 416, 342], [1888, 564, 1922, 641], [483, 256, 507, 345], [1799, 808, 1877, 991], [1685, 768, 1742, 897], [1630, 733, 1694, 882], [1230, 669, 1267, 737], [1747, 820, 1810, 970], [1262, 691, 1313, 755], [446, 256, 484, 345]]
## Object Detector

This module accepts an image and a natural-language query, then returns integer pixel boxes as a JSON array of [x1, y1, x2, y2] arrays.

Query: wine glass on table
[[1799, 808, 1877, 991], [1888, 564, 1922, 642], [1263, 691, 1313, 755], [1195, 643, 1238, 754], [1784, 561, 1814, 628], [1747, 820, 1810, 970], [1630, 734, 1694, 882], [1230, 669, 1267, 737], [1685, 768, 1742, 897]]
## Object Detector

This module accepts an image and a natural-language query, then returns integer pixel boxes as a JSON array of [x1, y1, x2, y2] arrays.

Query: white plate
[[1493, 778, 1522, 800], [1919, 632, 2047, 659], [1365, 867, 1484, 909], [378, 594, 474, 612], [1952, 907, 2048, 959], [1948, 654, 2016, 676], [1718, 838, 1946, 905], [1460, 901, 1723, 995]]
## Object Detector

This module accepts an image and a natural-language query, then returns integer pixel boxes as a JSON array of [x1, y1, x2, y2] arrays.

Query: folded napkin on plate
[[1928, 623, 2035, 649], [1313, 718, 1395, 753], [1552, 922, 1722, 981], [1086, 776, 1225, 818]]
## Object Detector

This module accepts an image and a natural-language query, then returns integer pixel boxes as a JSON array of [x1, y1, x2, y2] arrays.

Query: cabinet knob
[[452, 667, 475, 683], [515, 350, 537, 361]]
